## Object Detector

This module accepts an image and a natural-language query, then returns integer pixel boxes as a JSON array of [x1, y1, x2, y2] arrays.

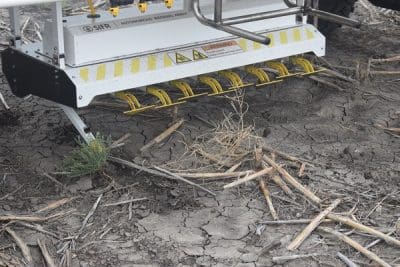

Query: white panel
[[61, 0, 297, 66], [65, 25, 326, 107]]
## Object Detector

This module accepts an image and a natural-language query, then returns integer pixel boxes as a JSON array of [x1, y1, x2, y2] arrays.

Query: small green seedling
[[63, 133, 111, 177]]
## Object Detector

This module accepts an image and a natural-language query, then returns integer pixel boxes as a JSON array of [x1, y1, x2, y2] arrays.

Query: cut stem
[[259, 179, 278, 220], [319, 227, 391, 267], [287, 199, 341, 250], [263, 155, 321, 204]]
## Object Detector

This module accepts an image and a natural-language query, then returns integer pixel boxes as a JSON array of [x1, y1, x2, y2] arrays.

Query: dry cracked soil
[[0, 2, 400, 267]]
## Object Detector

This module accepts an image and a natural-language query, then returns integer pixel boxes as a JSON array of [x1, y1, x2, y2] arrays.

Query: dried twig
[[337, 252, 359, 267], [0, 215, 46, 222], [45, 208, 76, 221], [259, 219, 332, 225], [226, 162, 242, 173], [254, 147, 263, 169], [272, 253, 321, 264], [223, 167, 274, 189], [99, 227, 112, 239], [77, 194, 102, 238], [43, 173, 65, 188], [110, 133, 131, 148], [109, 157, 215, 196], [173, 170, 253, 180], [298, 163, 306, 177], [5, 228, 32, 265], [375, 124, 400, 135], [327, 213, 400, 247], [0, 210, 73, 223], [370, 70, 400, 75], [103, 197, 148, 207], [140, 119, 184, 152], [193, 115, 216, 128], [366, 192, 398, 219], [154, 166, 216, 196], [370, 55, 400, 63], [65, 249, 72, 267], [270, 174, 294, 197], [263, 155, 321, 204], [193, 147, 234, 167], [16, 222, 59, 239], [364, 230, 396, 250], [259, 179, 278, 220], [262, 144, 314, 167], [37, 239, 57, 267], [287, 199, 341, 250], [128, 202, 133, 221], [322, 68, 357, 83], [37, 197, 75, 213], [319, 227, 391, 267], [309, 76, 346, 92]]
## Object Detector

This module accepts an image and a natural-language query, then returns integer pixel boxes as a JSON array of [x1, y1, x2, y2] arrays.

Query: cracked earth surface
[[1, 2, 400, 267]]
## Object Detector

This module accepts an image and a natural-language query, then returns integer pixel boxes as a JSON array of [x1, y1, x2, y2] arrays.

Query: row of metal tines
[[114, 57, 325, 115]]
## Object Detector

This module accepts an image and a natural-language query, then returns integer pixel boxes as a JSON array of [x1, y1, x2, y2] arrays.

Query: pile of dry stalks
[[184, 92, 262, 171]]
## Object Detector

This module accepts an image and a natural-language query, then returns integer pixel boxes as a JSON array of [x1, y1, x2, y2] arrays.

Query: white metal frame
[[68, 25, 325, 107], [8, 7, 22, 48], [59, 104, 95, 143], [47, 1, 65, 68], [2, 0, 328, 143]]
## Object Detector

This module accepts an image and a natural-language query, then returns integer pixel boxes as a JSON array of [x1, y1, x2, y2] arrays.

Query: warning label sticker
[[201, 41, 244, 57], [169, 40, 244, 65], [192, 49, 208, 61], [168, 48, 208, 64], [175, 52, 192, 64]]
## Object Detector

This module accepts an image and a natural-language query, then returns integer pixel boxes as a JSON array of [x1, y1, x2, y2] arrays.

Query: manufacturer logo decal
[[81, 23, 113, 33]]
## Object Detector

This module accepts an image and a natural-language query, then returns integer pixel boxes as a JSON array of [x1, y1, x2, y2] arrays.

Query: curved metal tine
[[245, 66, 283, 87], [199, 76, 236, 96], [147, 86, 185, 109], [171, 80, 208, 101], [115, 91, 155, 115], [219, 70, 253, 90], [291, 57, 326, 76]]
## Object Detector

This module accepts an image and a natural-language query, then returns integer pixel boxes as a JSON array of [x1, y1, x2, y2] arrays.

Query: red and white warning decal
[[169, 40, 244, 64], [201, 40, 244, 58]]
